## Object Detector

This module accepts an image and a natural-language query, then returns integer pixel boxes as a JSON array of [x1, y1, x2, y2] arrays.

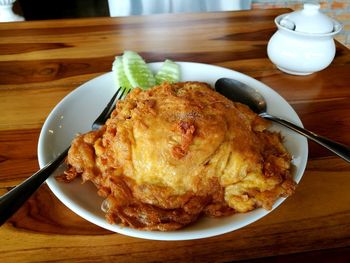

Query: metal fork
[[0, 87, 128, 226]]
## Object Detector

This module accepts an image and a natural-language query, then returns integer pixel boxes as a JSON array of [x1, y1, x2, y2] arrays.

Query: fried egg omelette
[[61, 81, 295, 231]]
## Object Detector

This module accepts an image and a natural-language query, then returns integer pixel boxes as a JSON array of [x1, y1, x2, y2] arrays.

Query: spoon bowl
[[215, 77, 350, 163], [215, 78, 267, 114]]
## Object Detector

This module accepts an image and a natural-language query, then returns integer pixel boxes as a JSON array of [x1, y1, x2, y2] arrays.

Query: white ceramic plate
[[38, 62, 308, 241]]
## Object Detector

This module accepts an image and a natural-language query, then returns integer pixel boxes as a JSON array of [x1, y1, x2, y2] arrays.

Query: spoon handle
[[261, 113, 350, 163], [0, 147, 69, 226]]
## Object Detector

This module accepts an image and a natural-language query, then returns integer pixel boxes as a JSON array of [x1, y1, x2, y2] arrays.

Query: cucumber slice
[[155, 59, 180, 85], [122, 50, 156, 89], [112, 56, 133, 92]]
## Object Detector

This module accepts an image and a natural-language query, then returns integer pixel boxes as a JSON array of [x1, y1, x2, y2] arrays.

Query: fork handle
[[0, 147, 69, 226]]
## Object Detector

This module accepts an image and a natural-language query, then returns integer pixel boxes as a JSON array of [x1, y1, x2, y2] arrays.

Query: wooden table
[[1, 8, 350, 262]]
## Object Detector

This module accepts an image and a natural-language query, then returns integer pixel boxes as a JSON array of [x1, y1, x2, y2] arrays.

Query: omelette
[[60, 82, 295, 231]]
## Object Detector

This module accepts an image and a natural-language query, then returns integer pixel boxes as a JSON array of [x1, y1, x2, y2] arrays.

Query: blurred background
[[7, 0, 350, 48]]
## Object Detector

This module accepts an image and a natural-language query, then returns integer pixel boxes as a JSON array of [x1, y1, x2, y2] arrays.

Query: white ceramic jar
[[267, 3, 342, 75]]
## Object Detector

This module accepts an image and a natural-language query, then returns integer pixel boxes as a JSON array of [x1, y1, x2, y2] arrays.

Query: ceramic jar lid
[[279, 2, 335, 34]]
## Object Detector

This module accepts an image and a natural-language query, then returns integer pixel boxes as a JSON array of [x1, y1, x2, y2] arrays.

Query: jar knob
[[303, 2, 320, 13]]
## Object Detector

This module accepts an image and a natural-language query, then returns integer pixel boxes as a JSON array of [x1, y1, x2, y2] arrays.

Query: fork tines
[[92, 87, 129, 130]]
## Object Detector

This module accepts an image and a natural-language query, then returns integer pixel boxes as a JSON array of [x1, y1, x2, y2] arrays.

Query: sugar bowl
[[267, 2, 343, 75]]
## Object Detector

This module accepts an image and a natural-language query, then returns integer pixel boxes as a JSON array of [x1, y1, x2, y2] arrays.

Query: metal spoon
[[215, 77, 350, 163]]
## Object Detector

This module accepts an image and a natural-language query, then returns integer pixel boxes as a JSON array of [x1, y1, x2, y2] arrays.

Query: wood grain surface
[[1, 9, 350, 263]]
